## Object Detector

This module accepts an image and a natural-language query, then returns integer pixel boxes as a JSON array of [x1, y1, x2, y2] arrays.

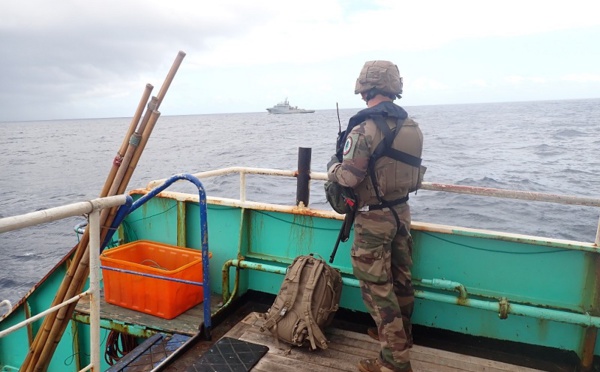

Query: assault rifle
[[329, 102, 357, 263], [329, 208, 356, 263], [334, 102, 347, 162]]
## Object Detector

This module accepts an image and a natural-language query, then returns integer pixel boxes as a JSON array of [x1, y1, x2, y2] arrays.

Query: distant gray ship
[[266, 98, 315, 114]]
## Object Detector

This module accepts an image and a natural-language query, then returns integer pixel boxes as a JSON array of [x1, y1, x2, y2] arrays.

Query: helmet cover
[[354, 60, 403, 96]]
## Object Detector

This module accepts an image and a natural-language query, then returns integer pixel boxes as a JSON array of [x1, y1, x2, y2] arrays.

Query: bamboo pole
[[33, 53, 184, 372], [33, 109, 163, 371], [20, 83, 156, 372], [32, 109, 160, 371], [120, 109, 161, 192], [155, 51, 186, 107], [108, 96, 158, 196], [22, 51, 186, 372], [102, 50, 185, 230], [99, 96, 158, 230], [98, 84, 153, 234], [100, 83, 153, 198], [19, 234, 87, 371], [33, 253, 90, 371]]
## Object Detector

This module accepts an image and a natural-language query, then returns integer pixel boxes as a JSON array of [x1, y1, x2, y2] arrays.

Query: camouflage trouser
[[350, 203, 414, 370]]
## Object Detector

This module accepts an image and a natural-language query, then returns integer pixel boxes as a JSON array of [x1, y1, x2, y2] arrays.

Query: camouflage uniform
[[328, 104, 422, 372]]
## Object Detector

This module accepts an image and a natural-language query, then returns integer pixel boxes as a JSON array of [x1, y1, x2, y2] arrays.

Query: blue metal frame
[[100, 195, 133, 249], [102, 173, 212, 337]]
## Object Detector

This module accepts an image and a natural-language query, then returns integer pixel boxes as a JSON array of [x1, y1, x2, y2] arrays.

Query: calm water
[[1, 99, 599, 308]]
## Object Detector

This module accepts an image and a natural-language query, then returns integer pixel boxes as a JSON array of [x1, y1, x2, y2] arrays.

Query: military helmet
[[354, 60, 403, 97]]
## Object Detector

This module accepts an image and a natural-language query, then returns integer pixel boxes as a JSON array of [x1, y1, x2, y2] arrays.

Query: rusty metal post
[[296, 147, 311, 207]]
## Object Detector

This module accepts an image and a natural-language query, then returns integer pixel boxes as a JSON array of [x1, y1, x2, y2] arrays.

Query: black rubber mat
[[187, 337, 269, 372]]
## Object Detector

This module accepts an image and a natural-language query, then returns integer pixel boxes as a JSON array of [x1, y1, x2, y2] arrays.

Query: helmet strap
[[365, 88, 397, 103], [365, 88, 380, 102]]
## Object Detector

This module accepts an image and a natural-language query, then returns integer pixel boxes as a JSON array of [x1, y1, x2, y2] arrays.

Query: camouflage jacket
[[327, 102, 424, 208]]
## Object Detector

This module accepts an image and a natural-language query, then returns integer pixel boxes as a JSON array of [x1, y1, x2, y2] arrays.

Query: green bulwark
[[122, 189, 600, 363], [2, 180, 599, 371]]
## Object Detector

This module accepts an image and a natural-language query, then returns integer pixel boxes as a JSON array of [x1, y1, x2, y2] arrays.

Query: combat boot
[[357, 358, 412, 372]]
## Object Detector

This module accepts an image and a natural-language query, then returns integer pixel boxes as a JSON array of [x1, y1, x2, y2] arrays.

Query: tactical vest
[[355, 115, 424, 208]]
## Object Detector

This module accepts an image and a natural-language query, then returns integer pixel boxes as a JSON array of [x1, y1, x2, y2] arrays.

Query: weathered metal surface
[[413, 220, 598, 252], [146, 167, 600, 248], [130, 188, 342, 219], [421, 182, 600, 207], [0, 195, 128, 233], [176, 200, 186, 247], [296, 147, 311, 207], [72, 313, 157, 338]]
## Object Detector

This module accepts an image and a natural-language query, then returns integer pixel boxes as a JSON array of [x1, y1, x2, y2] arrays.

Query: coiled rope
[[104, 330, 137, 365]]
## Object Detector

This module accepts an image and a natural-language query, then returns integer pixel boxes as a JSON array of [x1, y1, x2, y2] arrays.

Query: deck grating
[[106, 333, 190, 372]]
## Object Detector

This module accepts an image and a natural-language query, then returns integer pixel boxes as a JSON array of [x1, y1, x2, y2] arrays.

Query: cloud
[[1, 0, 600, 121], [504, 75, 548, 85], [467, 79, 489, 88], [562, 73, 600, 82], [0, 1, 285, 120], [412, 77, 449, 91]]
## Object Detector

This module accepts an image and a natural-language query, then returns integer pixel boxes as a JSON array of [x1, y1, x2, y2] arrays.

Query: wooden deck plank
[[75, 295, 551, 372], [223, 312, 545, 372], [228, 313, 370, 370], [411, 346, 541, 372], [74, 291, 222, 335], [252, 353, 351, 372], [241, 331, 366, 370]]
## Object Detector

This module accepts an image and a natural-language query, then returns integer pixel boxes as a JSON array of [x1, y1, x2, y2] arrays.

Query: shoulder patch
[[343, 137, 353, 156]]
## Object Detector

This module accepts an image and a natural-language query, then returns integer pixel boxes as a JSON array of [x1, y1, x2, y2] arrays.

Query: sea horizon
[[1, 96, 598, 124]]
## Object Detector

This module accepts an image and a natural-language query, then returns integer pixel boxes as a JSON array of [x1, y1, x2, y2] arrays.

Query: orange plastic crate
[[100, 240, 209, 319]]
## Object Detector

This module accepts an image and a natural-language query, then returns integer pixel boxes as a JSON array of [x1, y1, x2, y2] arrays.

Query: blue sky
[[1, 0, 599, 121]]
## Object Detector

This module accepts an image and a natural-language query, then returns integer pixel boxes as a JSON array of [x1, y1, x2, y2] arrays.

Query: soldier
[[327, 60, 424, 372]]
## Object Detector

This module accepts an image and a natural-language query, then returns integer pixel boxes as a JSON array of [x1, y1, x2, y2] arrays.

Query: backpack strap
[[386, 147, 422, 168], [368, 115, 414, 236], [261, 256, 308, 332], [371, 115, 421, 166], [368, 115, 406, 203], [302, 257, 329, 349]]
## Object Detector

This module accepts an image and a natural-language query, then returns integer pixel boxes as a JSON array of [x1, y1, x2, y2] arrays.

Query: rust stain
[[290, 207, 330, 217], [290, 214, 315, 256], [72, 313, 157, 338], [252, 263, 267, 271], [498, 298, 509, 319], [457, 297, 469, 307]]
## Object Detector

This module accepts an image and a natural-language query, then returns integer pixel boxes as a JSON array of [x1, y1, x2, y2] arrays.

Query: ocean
[[1, 98, 599, 309]]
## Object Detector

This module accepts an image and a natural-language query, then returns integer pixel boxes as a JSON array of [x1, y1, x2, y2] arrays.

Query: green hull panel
[[2, 189, 599, 370]]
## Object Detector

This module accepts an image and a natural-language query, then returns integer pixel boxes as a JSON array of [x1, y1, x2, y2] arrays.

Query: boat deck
[[193, 311, 544, 372], [75, 293, 572, 371]]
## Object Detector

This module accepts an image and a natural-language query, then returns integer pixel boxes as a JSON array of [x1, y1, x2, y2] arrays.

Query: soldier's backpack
[[260, 254, 343, 350]]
